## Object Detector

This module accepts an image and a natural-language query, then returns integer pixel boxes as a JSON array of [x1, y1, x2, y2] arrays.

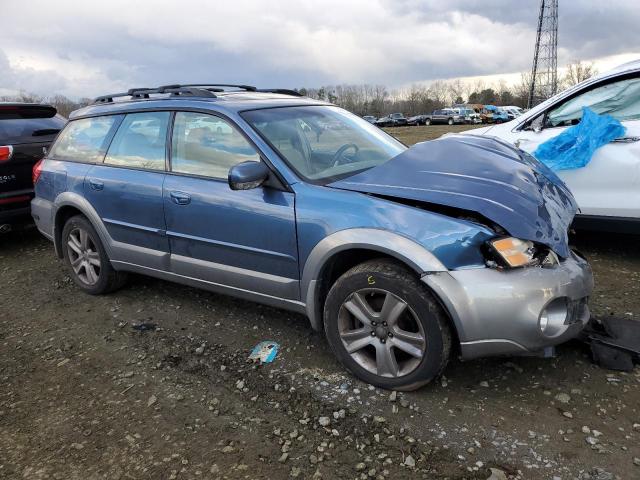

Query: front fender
[[301, 228, 447, 331]]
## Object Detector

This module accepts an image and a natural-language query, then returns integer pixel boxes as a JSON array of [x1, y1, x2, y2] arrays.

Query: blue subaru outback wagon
[[32, 84, 593, 390]]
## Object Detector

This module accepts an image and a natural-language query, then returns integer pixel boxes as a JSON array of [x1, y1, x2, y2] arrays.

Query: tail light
[[0, 145, 13, 162], [32, 159, 45, 185]]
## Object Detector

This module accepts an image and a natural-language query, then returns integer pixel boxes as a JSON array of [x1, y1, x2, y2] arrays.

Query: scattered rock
[[487, 468, 508, 480], [555, 393, 571, 404], [355, 462, 366, 471], [147, 395, 157, 407], [318, 416, 331, 427], [479, 381, 489, 388], [403, 455, 415, 468]]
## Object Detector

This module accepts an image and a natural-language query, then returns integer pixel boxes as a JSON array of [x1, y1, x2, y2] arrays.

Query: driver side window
[[546, 75, 640, 128]]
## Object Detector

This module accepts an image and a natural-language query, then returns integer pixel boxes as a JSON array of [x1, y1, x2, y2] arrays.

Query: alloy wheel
[[66, 227, 101, 286], [337, 288, 426, 378]]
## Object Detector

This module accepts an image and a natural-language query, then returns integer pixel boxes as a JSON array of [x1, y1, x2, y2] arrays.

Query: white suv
[[464, 60, 640, 232]]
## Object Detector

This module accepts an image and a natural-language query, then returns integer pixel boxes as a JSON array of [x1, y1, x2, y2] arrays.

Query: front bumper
[[423, 252, 594, 359]]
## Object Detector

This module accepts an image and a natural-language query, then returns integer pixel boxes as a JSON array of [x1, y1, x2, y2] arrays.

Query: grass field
[[383, 123, 486, 146]]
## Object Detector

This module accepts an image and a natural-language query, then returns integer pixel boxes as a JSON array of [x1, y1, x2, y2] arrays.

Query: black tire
[[424, 118, 431, 126], [447, 118, 454, 125], [61, 215, 127, 295], [323, 259, 452, 391]]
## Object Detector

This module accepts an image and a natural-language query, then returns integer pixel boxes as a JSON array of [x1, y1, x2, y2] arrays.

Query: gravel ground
[[1, 126, 639, 480]]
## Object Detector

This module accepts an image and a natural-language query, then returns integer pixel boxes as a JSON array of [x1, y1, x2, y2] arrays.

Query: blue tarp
[[533, 107, 626, 171]]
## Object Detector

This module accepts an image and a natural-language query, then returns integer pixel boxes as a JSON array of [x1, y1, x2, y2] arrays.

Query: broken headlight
[[487, 237, 537, 268]]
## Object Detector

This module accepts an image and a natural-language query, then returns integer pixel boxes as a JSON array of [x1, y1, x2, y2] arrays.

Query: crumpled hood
[[329, 134, 577, 258]]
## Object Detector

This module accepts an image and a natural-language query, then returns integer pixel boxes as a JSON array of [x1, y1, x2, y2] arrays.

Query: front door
[[84, 111, 171, 270], [163, 111, 299, 300]]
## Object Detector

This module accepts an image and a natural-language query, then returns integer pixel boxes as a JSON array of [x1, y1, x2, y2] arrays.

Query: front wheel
[[424, 118, 431, 126], [62, 215, 127, 295], [324, 259, 452, 391], [447, 118, 454, 125]]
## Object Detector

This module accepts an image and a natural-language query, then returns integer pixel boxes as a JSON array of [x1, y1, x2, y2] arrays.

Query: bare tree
[[563, 60, 598, 88]]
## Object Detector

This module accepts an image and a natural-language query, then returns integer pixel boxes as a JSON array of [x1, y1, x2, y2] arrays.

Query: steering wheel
[[331, 143, 359, 167]]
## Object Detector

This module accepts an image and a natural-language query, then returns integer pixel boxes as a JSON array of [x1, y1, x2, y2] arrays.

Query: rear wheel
[[324, 259, 452, 390], [62, 215, 127, 295]]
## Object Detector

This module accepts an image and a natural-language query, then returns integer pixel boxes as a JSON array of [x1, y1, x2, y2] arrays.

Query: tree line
[[1, 61, 596, 119], [299, 60, 597, 117]]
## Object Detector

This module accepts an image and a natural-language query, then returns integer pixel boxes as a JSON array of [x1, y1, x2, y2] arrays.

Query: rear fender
[[53, 192, 113, 259]]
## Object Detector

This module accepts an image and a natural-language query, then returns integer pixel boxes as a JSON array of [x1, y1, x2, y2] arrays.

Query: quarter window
[[49, 116, 120, 163], [171, 112, 260, 179], [546, 76, 640, 127], [104, 111, 170, 170]]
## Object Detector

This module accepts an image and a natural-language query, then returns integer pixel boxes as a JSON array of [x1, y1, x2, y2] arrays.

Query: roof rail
[[92, 84, 302, 104], [93, 85, 219, 104], [256, 88, 303, 97]]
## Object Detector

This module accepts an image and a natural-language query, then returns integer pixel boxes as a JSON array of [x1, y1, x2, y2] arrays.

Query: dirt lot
[[1, 125, 639, 480]]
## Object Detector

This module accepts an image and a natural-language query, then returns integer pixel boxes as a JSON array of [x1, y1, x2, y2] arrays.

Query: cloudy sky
[[1, 0, 639, 99]]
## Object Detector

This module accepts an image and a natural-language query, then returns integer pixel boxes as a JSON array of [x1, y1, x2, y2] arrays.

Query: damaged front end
[[329, 134, 594, 359], [329, 134, 578, 261]]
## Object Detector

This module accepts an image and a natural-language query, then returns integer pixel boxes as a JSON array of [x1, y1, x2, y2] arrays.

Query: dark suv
[[0, 103, 65, 232]]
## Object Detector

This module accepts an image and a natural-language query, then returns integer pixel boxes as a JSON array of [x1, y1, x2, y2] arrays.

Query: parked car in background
[[406, 114, 427, 126], [1, 103, 65, 233], [31, 84, 593, 390], [463, 59, 640, 232], [453, 107, 482, 124], [481, 105, 509, 124], [424, 108, 465, 126], [503, 106, 524, 119], [375, 112, 408, 127], [362, 115, 377, 124]]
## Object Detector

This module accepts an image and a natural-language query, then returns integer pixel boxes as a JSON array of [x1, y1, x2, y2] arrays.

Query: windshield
[[242, 106, 406, 183]]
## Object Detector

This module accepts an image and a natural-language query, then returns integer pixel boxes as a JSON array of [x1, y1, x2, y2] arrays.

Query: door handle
[[170, 191, 191, 205], [88, 179, 104, 191]]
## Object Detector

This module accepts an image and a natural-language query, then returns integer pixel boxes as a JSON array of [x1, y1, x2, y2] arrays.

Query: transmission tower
[[528, 0, 558, 108]]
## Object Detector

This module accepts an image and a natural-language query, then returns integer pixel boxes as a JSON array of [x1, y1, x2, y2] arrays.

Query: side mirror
[[228, 161, 270, 191]]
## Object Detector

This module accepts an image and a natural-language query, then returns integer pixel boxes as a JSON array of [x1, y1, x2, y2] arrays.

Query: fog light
[[538, 297, 569, 337]]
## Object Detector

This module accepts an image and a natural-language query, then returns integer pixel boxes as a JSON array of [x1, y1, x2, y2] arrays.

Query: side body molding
[[301, 228, 448, 330]]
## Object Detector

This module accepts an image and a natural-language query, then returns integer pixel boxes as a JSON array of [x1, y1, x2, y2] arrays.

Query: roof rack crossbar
[[92, 84, 303, 104]]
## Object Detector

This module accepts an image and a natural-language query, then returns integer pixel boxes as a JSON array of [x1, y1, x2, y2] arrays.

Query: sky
[[1, 0, 639, 99]]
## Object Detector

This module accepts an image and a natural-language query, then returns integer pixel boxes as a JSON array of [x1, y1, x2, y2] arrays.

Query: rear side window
[[104, 112, 170, 171], [171, 112, 260, 179], [49, 116, 120, 163], [0, 115, 65, 145]]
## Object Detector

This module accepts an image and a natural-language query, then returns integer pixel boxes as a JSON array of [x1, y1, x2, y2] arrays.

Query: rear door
[[84, 111, 171, 270], [0, 105, 64, 215], [163, 111, 299, 300]]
